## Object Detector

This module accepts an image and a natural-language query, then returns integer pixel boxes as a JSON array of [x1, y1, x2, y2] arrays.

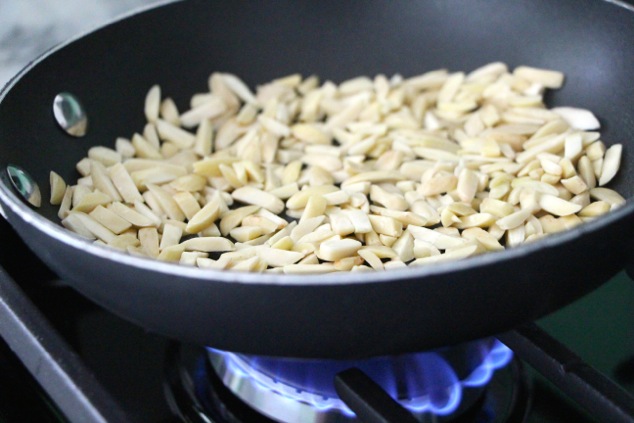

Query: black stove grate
[[1, 216, 633, 423]]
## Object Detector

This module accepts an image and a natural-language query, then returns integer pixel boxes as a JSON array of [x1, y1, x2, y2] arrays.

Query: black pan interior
[[0, 0, 633, 358]]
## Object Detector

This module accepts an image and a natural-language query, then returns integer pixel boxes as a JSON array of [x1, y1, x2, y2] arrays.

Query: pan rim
[[1, 178, 631, 287], [0, 0, 633, 287]]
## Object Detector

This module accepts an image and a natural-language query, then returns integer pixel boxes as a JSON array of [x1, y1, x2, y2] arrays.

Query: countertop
[[0, 0, 162, 87]]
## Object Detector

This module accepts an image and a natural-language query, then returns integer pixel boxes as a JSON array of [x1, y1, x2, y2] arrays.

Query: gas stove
[[0, 214, 633, 423]]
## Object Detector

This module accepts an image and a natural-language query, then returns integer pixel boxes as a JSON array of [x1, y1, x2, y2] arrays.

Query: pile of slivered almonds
[[49, 63, 625, 274]]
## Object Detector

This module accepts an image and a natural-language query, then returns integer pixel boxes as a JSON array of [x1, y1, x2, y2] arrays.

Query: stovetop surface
[[0, 214, 633, 423]]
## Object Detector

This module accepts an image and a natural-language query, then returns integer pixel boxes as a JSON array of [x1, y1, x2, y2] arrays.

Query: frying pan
[[0, 0, 633, 360]]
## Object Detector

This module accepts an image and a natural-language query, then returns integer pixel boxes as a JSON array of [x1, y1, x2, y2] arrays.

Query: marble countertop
[[0, 0, 162, 87]]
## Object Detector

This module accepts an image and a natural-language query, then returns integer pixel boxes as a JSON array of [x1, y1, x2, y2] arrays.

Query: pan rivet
[[53, 92, 88, 137], [6, 165, 41, 208]]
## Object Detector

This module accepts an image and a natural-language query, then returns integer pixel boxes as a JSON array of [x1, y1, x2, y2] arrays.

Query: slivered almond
[[156, 119, 196, 148], [157, 244, 186, 262], [91, 161, 122, 202], [88, 146, 122, 167], [144, 85, 161, 122], [496, 209, 532, 230], [89, 205, 132, 234], [49, 171, 66, 205], [358, 249, 384, 270], [72, 190, 111, 213], [560, 175, 588, 195], [579, 201, 611, 218], [232, 186, 284, 214], [54, 65, 626, 274], [577, 156, 597, 189], [598, 144, 622, 186], [456, 168, 479, 202], [538, 194, 582, 216], [301, 195, 328, 222], [370, 185, 407, 211], [290, 216, 325, 242], [552, 107, 600, 130], [514, 66, 564, 89], [160, 223, 183, 250], [317, 238, 362, 261], [186, 194, 220, 233], [408, 225, 467, 250], [133, 200, 163, 226], [589, 187, 625, 207], [109, 202, 155, 227], [368, 215, 403, 237], [258, 247, 305, 267], [342, 209, 373, 234], [139, 227, 160, 257], [230, 226, 265, 242], [172, 191, 202, 221], [181, 237, 235, 252], [108, 163, 143, 203], [221, 73, 257, 104], [219, 205, 260, 236], [292, 124, 331, 144]]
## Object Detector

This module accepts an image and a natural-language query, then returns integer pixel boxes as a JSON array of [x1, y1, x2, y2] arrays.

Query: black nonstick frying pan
[[0, 0, 633, 360]]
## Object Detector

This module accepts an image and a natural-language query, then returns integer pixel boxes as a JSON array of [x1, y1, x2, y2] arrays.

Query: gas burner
[[164, 339, 532, 423]]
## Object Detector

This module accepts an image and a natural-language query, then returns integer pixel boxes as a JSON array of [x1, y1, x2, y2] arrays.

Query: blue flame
[[208, 338, 512, 418]]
